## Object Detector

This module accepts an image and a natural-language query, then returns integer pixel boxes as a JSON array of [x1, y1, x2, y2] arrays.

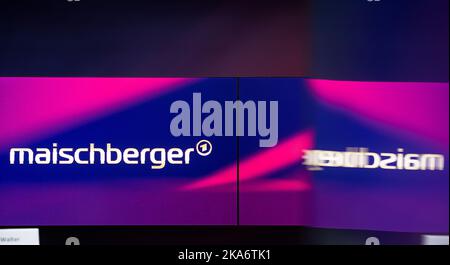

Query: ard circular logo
[[196, 140, 212, 156]]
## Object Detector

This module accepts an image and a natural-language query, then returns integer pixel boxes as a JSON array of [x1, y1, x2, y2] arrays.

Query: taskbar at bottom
[[1, 226, 448, 245]]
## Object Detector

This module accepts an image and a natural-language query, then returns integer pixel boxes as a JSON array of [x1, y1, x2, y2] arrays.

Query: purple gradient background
[[0, 77, 448, 234]]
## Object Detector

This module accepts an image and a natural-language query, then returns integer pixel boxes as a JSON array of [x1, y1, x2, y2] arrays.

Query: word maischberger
[[170, 93, 278, 147], [303, 148, 445, 171], [10, 142, 207, 169]]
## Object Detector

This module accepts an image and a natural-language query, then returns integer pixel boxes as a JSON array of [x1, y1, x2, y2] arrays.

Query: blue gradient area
[[239, 78, 314, 159], [313, 103, 449, 233], [0, 78, 237, 184], [0, 78, 447, 231]]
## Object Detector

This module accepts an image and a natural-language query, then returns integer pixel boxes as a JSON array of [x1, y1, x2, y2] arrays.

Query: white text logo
[[9, 140, 212, 170], [303, 148, 445, 171]]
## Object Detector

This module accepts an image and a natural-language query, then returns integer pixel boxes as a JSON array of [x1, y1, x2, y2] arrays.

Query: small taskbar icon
[[65, 236, 81, 245], [365, 237, 381, 245]]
